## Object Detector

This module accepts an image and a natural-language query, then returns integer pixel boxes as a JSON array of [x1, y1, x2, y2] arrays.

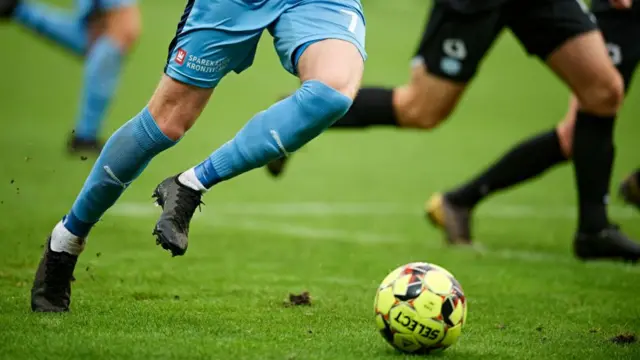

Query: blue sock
[[74, 36, 124, 140], [13, 1, 87, 55], [193, 80, 352, 188], [63, 107, 177, 237]]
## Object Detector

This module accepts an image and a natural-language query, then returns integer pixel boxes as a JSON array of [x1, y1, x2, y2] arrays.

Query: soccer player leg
[[597, 10, 640, 211], [178, 0, 365, 194], [153, 17, 265, 256], [71, 0, 141, 150], [32, 10, 249, 310], [513, 0, 639, 260], [5, 0, 90, 54]]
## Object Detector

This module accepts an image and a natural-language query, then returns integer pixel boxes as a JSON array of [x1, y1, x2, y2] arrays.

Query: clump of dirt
[[285, 292, 311, 307], [610, 333, 636, 345]]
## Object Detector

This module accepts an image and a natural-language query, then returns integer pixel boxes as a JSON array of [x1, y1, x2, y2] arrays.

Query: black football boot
[[574, 225, 640, 263], [31, 237, 79, 312], [152, 175, 203, 256]]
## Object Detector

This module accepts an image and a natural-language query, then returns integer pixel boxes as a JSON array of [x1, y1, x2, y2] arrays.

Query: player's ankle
[[178, 168, 208, 193], [51, 221, 86, 256]]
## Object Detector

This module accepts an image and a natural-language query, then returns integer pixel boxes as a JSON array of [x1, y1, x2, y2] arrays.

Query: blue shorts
[[164, 0, 367, 88], [77, 0, 137, 20]]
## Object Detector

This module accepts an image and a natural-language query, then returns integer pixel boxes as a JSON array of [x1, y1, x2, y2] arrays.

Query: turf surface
[[1, 1, 639, 359]]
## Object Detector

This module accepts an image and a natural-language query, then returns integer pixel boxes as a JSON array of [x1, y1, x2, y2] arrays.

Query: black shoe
[[574, 225, 640, 263], [152, 175, 203, 257], [266, 156, 290, 178], [619, 172, 640, 211], [67, 135, 104, 154], [31, 237, 79, 312], [0, 0, 19, 18]]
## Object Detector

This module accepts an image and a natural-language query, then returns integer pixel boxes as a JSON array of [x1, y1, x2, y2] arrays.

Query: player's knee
[[155, 116, 191, 141], [577, 72, 624, 115], [312, 72, 360, 101], [153, 97, 201, 140], [105, 6, 142, 51], [148, 77, 211, 141], [298, 80, 352, 125]]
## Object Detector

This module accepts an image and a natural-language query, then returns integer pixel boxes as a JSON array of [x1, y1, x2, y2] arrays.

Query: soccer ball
[[374, 262, 467, 354]]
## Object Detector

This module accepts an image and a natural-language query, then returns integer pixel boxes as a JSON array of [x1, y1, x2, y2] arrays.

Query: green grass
[[1, 1, 640, 359]]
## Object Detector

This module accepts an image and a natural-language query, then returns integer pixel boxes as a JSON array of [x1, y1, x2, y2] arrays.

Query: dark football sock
[[633, 169, 640, 184], [330, 87, 398, 128], [572, 112, 615, 233], [446, 129, 567, 208]]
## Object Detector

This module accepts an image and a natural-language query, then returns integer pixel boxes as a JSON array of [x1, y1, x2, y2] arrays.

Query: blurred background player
[[267, 0, 640, 262], [29, 0, 366, 312], [0, 0, 140, 153], [426, 0, 640, 262]]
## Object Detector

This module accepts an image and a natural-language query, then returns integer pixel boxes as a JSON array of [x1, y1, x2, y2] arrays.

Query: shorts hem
[[538, 27, 599, 61], [287, 33, 367, 74], [98, 0, 137, 11], [165, 66, 219, 89]]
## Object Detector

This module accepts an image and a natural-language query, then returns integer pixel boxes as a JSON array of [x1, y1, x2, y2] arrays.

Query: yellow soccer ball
[[374, 262, 467, 354]]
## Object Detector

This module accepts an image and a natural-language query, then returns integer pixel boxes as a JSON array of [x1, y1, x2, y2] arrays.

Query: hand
[[609, 0, 633, 9]]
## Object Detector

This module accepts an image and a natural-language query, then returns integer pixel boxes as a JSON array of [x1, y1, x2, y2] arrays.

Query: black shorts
[[416, 0, 598, 82], [596, 10, 640, 91]]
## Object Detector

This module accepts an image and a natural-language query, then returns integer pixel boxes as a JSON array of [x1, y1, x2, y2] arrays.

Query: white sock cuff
[[50, 221, 86, 255], [178, 168, 207, 192]]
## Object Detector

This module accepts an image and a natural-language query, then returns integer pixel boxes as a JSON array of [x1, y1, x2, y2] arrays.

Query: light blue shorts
[[164, 0, 367, 88], [77, 0, 137, 21]]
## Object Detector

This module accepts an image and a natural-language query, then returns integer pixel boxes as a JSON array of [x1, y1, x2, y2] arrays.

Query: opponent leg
[[70, 4, 141, 152], [547, 30, 640, 261], [161, 0, 366, 255], [427, 128, 569, 244]]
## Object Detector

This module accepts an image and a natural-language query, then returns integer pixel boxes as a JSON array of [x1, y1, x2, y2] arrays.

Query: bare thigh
[[297, 39, 364, 99], [547, 31, 624, 116]]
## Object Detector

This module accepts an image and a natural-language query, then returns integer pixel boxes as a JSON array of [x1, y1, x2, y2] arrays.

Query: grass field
[[1, 1, 640, 359]]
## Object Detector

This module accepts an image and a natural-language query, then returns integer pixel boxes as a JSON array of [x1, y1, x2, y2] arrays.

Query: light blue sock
[[193, 80, 352, 188], [13, 1, 87, 55], [64, 107, 177, 237], [74, 36, 124, 140]]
